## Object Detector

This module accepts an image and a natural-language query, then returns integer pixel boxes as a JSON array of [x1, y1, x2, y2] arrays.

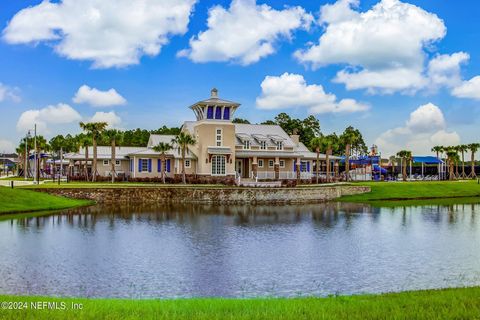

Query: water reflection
[[1, 202, 480, 298]]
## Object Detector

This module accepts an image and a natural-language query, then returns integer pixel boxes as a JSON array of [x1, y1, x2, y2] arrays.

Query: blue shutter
[[148, 159, 152, 172], [130, 159, 133, 172], [138, 159, 142, 172], [293, 162, 296, 172], [307, 162, 310, 172], [157, 159, 161, 172], [167, 159, 171, 172]]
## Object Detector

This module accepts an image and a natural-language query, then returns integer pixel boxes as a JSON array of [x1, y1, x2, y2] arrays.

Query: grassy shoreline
[[0, 187, 92, 215], [1, 287, 479, 319], [339, 180, 480, 206]]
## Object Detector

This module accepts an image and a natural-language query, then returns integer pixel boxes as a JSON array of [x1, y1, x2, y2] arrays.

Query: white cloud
[[452, 76, 480, 100], [16, 103, 82, 133], [295, 0, 446, 93], [178, 0, 313, 65], [256, 73, 369, 114], [375, 103, 460, 156], [3, 0, 196, 68], [73, 85, 126, 107], [0, 83, 20, 102], [0, 139, 15, 153], [427, 52, 470, 89], [89, 111, 122, 128]]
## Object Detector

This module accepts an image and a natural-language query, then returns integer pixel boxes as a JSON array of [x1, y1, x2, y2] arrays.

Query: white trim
[[268, 159, 274, 168], [279, 159, 285, 168], [258, 159, 264, 168], [215, 128, 223, 147], [103, 160, 109, 166], [185, 159, 191, 168], [115, 160, 121, 167]]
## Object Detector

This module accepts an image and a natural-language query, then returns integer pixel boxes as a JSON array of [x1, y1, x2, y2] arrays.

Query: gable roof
[[64, 146, 146, 160], [234, 124, 296, 147], [147, 134, 176, 148]]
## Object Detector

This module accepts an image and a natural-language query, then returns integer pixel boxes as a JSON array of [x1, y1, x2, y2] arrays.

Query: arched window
[[211, 155, 226, 176]]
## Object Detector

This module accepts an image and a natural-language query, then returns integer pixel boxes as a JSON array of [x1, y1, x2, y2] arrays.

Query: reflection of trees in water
[[10, 201, 480, 231]]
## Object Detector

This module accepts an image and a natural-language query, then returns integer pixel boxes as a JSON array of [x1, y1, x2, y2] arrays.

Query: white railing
[[279, 171, 296, 179], [250, 171, 258, 182], [256, 171, 275, 180], [300, 172, 312, 180]]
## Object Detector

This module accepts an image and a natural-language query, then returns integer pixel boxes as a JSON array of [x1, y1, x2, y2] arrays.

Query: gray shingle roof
[[64, 146, 146, 160]]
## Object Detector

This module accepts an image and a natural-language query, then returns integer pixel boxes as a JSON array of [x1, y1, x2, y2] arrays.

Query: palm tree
[[16, 139, 33, 178], [468, 143, 480, 178], [445, 147, 459, 180], [49, 135, 65, 178], [320, 134, 339, 182], [453, 146, 461, 178], [152, 142, 173, 184], [457, 144, 469, 179], [172, 132, 196, 184], [79, 122, 108, 182], [396, 150, 412, 181], [104, 129, 124, 183], [77, 135, 91, 180], [431, 145, 444, 180], [389, 155, 397, 178], [310, 136, 323, 184], [340, 127, 360, 181]]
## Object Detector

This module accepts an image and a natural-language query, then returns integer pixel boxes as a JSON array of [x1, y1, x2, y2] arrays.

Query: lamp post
[[24, 131, 31, 180], [33, 124, 37, 185]]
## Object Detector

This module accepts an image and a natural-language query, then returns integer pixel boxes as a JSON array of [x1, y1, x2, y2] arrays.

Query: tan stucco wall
[[97, 159, 130, 176], [190, 121, 236, 176]]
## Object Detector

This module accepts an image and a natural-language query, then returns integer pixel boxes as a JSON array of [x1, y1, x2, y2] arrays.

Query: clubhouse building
[[65, 89, 338, 181]]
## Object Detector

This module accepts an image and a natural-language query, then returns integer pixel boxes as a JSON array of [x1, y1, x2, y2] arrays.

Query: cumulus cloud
[[16, 103, 82, 133], [178, 0, 313, 65], [452, 76, 480, 100], [73, 85, 126, 107], [3, 0, 196, 68], [89, 111, 122, 128], [0, 83, 20, 102], [295, 0, 447, 93], [427, 52, 470, 89], [256, 73, 369, 114], [375, 103, 460, 156], [0, 139, 15, 153]]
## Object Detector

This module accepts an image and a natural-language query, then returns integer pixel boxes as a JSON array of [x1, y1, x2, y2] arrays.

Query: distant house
[[65, 89, 338, 180]]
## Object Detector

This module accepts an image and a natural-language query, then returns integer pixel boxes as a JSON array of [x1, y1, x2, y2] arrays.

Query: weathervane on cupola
[[189, 88, 241, 121]]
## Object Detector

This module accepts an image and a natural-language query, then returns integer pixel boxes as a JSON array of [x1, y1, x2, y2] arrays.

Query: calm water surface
[[0, 202, 479, 298]]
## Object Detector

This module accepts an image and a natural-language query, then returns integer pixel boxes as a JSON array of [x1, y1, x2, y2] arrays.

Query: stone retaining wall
[[34, 185, 370, 205]]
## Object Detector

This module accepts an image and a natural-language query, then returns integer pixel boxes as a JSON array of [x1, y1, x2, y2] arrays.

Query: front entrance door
[[235, 159, 243, 177]]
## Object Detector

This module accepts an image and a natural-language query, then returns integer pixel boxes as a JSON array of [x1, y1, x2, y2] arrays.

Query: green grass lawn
[[1, 287, 479, 320], [340, 180, 480, 206], [0, 187, 92, 215]]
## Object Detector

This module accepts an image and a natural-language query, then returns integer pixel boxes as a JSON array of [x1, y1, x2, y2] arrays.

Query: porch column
[[334, 160, 339, 177], [296, 158, 301, 180], [252, 156, 258, 178], [274, 156, 280, 180]]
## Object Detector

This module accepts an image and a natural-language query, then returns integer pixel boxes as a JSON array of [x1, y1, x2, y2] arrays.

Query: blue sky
[[0, 0, 479, 156]]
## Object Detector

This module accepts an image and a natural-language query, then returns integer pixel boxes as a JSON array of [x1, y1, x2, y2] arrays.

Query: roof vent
[[211, 88, 218, 98]]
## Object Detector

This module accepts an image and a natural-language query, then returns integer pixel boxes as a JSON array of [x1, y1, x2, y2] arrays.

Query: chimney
[[290, 134, 300, 146], [211, 88, 218, 98]]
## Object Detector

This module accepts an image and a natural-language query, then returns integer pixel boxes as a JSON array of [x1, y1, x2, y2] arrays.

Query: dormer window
[[260, 141, 266, 150], [243, 140, 251, 150], [276, 141, 283, 150], [223, 107, 230, 120]]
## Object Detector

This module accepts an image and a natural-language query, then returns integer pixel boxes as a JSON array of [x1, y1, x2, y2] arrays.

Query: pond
[[0, 202, 479, 298]]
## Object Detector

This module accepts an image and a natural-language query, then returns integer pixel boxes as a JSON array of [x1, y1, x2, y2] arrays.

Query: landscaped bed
[[0, 287, 479, 320]]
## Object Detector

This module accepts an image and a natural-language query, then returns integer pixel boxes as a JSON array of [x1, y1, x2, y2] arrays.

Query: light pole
[[33, 124, 38, 184], [24, 131, 31, 180]]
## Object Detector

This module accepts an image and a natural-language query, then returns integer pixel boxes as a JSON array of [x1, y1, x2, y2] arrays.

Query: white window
[[276, 141, 283, 150], [185, 159, 191, 168], [216, 129, 222, 147], [243, 140, 251, 150], [115, 160, 121, 166], [103, 160, 109, 166], [140, 159, 148, 172], [258, 159, 264, 168], [260, 141, 267, 150], [211, 155, 226, 176], [279, 160, 285, 168], [268, 160, 274, 168]]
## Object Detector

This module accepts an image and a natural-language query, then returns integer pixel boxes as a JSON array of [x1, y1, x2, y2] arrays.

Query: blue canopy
[[412, 156, 443, 164], [340, 156, 380, 165]]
